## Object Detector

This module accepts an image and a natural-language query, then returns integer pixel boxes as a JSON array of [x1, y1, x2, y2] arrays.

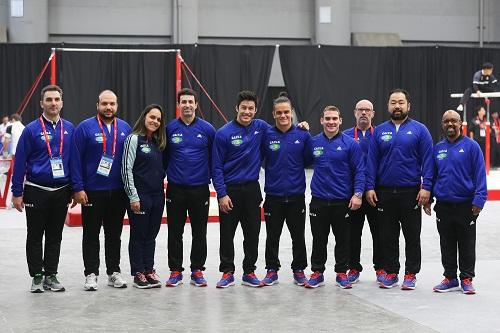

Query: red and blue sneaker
[[262, 269, 279, 286], [347, 269, 360, 284], [165, 271, 183, 287], [216, 272, 235, 288], [190, 270, 208, 287], [336, 272, 353, 289], [460, 278, 476, 295], [305, 271, 324, 288], [242, 272, 263, 287], [376, 269, 386, 283], [293, 270, 307, 286], [401, 273, 417, 290], [433, 277, 460, 292], [379, 273, 398, 289]]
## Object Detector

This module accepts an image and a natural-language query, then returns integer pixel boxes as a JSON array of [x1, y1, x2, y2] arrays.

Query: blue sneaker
[[216, 272, 235, 288], [376, 269, 386, 283], [305, 271, 324, 288], [433, 277, 460, 292], [165, 271, 183, 287], [262, 269, 279, 286], [190, 270, 207, 287], [347, 269, 360, 284], [460, 278, 476, 295], [379, 273, 398, 289], [293, 270, 307, 286], [401, 273, 417, 290], [336, 273, 352, 289], [242, 272, 263, 287]]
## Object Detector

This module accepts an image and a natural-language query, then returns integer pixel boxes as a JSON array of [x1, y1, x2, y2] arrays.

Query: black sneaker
[[43, 274, 65, 292], [30, 273, 44, 293], [133, 272, 151, 289], [145, 270, 162, 288]]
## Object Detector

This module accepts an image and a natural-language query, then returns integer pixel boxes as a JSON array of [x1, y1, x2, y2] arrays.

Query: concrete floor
[[0, 171, 500, 332]]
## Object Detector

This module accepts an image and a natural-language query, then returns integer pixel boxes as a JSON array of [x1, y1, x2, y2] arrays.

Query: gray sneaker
[[43, 274, 65, 292], [84, 273, 98, 291], [108, 272, 127, 288], [30, 274, 44, 293]]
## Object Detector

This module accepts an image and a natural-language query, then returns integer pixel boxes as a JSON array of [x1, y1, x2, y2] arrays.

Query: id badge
[[50, 157, 65, 179], [480, 128, 486, 137], [97, 155, 114, 177]]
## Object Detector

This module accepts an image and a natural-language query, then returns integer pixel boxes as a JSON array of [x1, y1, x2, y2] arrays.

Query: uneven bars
[[52, 47, 180, 53]]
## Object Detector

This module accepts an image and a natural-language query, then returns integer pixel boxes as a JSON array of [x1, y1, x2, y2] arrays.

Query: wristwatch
[[354, 192, 363, 199]]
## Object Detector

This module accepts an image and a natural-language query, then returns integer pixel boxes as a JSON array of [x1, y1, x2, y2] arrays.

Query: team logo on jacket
[[381, 132, 392, 142], [313, 146, 324, 157], [231, 135, 243, 146], [171, 133, 183, 144], [436, 149, 447, 160], [269, 140, 280, 151], [95, 133, 104, 142], [40, 132, 53, 142], [140, 144, 151, 153]]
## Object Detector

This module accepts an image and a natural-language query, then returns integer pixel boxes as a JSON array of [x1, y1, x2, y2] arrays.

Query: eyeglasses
[[355, 108, 373, 113]]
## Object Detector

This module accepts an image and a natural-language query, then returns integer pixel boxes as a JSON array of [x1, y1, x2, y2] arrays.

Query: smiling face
[[40, 90, 63, 119], [236, 100, 257, 126], [144, 108, 162, 136], [388, 92, 410, 121], [178, 94, 197, 121], [442, 110, 462, 141], [321, 109, 342, 137], [97, 91, 118, 122], [273, 102, 292, 130]]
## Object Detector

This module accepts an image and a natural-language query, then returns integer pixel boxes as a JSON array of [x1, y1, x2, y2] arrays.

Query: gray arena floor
[[0, 170, 499, 332]]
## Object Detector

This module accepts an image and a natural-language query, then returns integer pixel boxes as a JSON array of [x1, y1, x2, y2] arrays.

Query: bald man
[[343, 100, 383, 284], [426, 110, 487, 295], [71, 90, 132, 291]]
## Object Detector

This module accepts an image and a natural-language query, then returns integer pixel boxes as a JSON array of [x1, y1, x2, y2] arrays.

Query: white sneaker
[[84, 273, 98, 291], [457, 104, 464, 112], [108, 272, 127, 288]]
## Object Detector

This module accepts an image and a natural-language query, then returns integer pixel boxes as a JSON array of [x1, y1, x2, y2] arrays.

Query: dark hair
[[475, 105, 486, 115], [322, 105, 341, 117], [131, 104, 167, 151], [236, 90, 258, 108], [482, 62, 494, 69], [41, 84, 63, 100], [177, 88, 198, 104], [388, 88, 411, 103], [273, 91, 292, 109], [10, 113, 22, 122]]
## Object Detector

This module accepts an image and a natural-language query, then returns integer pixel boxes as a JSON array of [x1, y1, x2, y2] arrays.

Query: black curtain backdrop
[[3, 43, 500, 138], [279, 45, 500, 140]]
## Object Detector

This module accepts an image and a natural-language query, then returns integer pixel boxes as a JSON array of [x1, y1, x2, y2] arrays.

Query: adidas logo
[[414, 204, 419, 210], [121, 132, 126, 136], [254, 130, 259, 135], [204, 201, 209, 206], [459, 148, 464, 153], [166, 198, 172, 203], [64, 130, 69, 134], [336, 146, 342, 151], [377, 208, 384, 212], [345, 213, 350, 218], [406, 131, 412, 134], [264, 212, 271, 216], [197, 134, 203, 138], [295, 140, 300, 144], [436, 218, 440, 222], [309, 213, 317, 217], [470, 221, 475, 226]]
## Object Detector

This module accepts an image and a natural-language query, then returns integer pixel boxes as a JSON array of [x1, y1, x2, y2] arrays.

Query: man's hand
[[297, 121, 310, 131], [476, 90, 482, 98], [130, 201, 141, 213], [423, 203, 432, 216], [416, 189, 431, 207], [472, 205, 482, 216], [74, 190, 88, 205], [365, 190, 377, 207], [349, 195, 362, 211], [13, 196, 24, 212], [218, 195, 233, 214]]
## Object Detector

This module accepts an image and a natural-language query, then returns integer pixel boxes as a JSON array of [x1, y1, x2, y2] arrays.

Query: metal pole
[[479, 0, 484, 48]]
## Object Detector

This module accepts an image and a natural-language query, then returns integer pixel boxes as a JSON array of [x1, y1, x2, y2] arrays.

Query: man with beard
[[366, 89, 433, 290], [164, 88, 216, 287], [426, 110, 486, 295], [343, 99, 384, 284], [71, 90, 131, 291]]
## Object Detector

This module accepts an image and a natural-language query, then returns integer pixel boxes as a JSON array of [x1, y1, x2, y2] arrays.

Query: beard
[[390, 109, 408, 120], [446, 127, 458, 138]]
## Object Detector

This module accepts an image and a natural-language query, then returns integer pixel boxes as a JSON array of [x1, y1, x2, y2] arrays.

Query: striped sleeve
[[121, 134, 139, 202]]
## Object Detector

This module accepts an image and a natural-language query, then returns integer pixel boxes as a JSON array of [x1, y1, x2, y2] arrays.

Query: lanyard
[[39, 116, 63, 158], [96, 116, 118, 157], [354, 126, 374, 141]]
